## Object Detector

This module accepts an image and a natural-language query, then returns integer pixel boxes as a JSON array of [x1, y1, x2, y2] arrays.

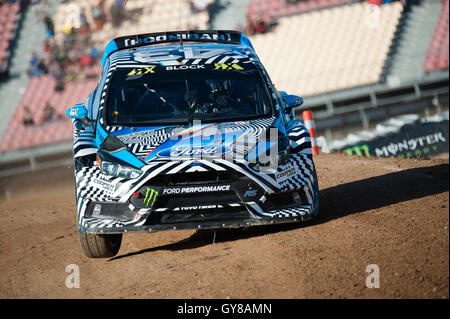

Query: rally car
[[66, 30, 319, 258]]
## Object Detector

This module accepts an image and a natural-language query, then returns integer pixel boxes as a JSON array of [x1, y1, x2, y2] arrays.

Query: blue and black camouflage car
[[66, 30, 319, 258]]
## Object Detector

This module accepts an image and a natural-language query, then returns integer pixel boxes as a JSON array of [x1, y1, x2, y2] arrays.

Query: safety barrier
[[302, 110, 319, 155]]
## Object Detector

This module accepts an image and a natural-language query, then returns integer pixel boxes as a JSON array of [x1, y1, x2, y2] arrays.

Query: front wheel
[[78, 231, 122, 258], [310, 163, 320, 220]]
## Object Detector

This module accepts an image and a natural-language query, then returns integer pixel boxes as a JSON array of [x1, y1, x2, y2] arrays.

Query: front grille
[[154, 191, 240, 209], [149, 171, 244, 186], [145, 206, 250, 225]]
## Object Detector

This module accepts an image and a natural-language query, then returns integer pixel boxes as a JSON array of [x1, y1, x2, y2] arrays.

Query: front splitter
[[79, 214, 314, 234]]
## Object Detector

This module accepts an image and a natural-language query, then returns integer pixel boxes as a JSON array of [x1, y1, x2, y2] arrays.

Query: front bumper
[[79, 181, 318, 234], [79, 203, 317, 234], [77, 155, 319, 234]]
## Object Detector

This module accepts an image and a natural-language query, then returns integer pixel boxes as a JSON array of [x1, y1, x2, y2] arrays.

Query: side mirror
[[283, 95, 304, 110], [66, 104, 90, 128], [66, 104, 88, 119]]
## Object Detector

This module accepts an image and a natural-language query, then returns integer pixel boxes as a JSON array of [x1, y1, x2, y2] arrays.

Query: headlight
[[249, 149, 290, 172], [101, 161, 143, 179], [277, 136, 290, 165], [248, 139, 290, 170], [278, 149, 289, 165]]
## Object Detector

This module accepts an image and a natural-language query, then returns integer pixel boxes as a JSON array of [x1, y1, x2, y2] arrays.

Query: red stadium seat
[[424, 0, 449, 72], [0, 73, 99, 151], [0, 2, 19, 63], [247, 0, 349, 24]]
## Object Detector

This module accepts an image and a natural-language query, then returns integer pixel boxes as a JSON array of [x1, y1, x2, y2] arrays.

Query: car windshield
[[105, 64, 273, 126]]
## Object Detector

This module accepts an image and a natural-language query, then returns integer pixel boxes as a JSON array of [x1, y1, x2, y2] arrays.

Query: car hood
[[110, 117, 276, 162]]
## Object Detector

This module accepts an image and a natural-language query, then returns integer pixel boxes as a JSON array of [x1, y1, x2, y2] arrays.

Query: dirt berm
[[0, 153, 448, 298]]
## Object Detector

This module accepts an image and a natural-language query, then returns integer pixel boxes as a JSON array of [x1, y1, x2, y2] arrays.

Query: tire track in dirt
[[0, 153, 448, 298]]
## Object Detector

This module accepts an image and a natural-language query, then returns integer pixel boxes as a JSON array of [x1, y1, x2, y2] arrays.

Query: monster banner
[[340, 119, 449, 159]]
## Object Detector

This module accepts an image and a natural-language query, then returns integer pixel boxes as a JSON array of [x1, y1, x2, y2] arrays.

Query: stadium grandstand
[[0, 1, 20, 81], [250, 1, 404, 96], [0, 0, 448, 174]]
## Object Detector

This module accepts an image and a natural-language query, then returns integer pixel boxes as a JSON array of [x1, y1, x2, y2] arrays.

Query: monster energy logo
[[143, 188, 158, 207], [344, 144, 370, 157]]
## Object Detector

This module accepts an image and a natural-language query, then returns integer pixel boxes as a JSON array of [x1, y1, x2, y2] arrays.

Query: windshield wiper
[[143, 84, 184, 116]]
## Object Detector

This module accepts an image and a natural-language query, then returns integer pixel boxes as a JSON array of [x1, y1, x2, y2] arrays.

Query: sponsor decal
[[123, 32, 233, 47], [166, 65, 205, 71], [143, 187, 159, 207], [214, 63, 244, 70], [244, 190, 258, 197], [344, 131, 448, 159], [93, 178, 115, 192], [134, 47, 233, 63], [157, 145, 231, 158], [127, 67, 155, 76], [176, 205, 219, 211], [70, 108, 79, 117], [162, 185, 231, 195], [343, 144, 371, 157], [374, 133, 446, 157], [340, 120, 449, 159], [275, 165, 298, 183]]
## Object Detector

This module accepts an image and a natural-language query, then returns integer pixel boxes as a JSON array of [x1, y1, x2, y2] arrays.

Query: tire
[[311, 164, 320, 220], [78, 230, 122, 258]]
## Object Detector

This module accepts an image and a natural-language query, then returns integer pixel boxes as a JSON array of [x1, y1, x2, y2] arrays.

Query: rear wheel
[[78, 231, 122, 258]]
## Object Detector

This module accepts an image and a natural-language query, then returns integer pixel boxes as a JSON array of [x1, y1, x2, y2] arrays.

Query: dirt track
[[0, 153, 448, 299]]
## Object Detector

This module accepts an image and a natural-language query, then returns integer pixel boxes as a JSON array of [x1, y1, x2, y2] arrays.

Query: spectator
[[79, 8, 90, 30], [92, 0, 106, 30], [42, 38, 56, 71], [80, 52, 93, 67], [56, 43, 69, 67], [51, 63, 65, 91], [78, 8, 92, 46], [42, 39, 52, 57], [38, 56, 48, 74], [253, 17, 269, 34], [28, 52, 43, 77], [89, 47, 100, 62], [43, 12, 54, 39], [41, 102, 57, 123], [110, 0, 125, 27], [68, 44, 82, 66], [22, 106, 34, 126]]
